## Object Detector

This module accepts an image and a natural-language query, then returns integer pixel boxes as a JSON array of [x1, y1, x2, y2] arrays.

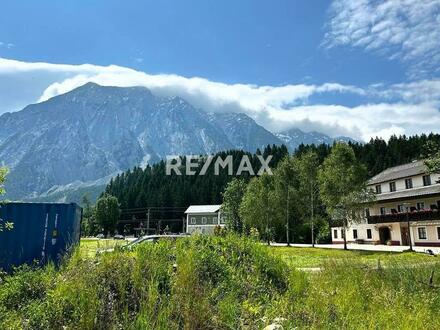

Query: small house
[[185, 205, 226, 234]]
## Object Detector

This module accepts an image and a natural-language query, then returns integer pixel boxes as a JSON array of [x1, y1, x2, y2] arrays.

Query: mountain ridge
[[0, 83, 356, 201]]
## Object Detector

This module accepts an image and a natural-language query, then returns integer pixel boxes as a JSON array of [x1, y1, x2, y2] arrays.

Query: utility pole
[[286, 188, 290, 246], [343, 213, 347, 250], [146, 208, 150, 235], [266, 210, 270, 245]]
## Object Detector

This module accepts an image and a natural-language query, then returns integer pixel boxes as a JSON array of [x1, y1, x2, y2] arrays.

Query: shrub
[[2, 236, 440, 329], [0, 235, 289, 329]]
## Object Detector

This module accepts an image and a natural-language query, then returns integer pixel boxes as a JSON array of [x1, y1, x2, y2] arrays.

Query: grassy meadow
[[270, 246, 438, 268], [1, 235, 440, 329]]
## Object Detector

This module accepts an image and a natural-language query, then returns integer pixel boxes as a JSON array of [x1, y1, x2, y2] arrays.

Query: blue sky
[[0, 0, 439, 141]]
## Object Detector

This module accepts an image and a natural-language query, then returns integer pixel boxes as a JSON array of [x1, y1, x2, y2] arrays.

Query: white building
[[185, 205, 226, 234], [331, 160, 440, 246]]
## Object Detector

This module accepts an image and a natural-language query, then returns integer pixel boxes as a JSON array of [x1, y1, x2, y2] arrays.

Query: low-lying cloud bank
[[0, 57, 439, 142]]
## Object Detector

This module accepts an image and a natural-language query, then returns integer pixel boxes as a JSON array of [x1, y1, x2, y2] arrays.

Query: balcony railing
[[367, 209, 440, 224]]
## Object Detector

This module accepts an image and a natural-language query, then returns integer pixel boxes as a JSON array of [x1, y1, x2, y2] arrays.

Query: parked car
[[96, 234, 105, 239], [127, 234, 189, 247], [114, 234, 125, 240], [99, 234, 189, 253]]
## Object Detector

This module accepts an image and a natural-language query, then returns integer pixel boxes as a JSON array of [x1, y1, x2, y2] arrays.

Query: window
[[418, 227, 427, 240], [334, 229, 338, 239], [365, 208, 370, 217], [380, 207, 386, 215], [398, 205, 405, 213], [405, 178, 413, 189], [341, 230, 345, 239], [190, 217, 196, 224], [353, 229, 358, 239], [423, 175, 432, 186], [212, 217, 218, 224], [220, 216, 226, 224], [375, 185, 382, 194], [367, 229, 372, 239], [202, 217, 207, 224], [416, 202, 425, 210], [437, 227, 440, 240], [389, 182, 396, 192]]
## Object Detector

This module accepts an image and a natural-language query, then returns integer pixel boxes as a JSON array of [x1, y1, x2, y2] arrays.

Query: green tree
[[95, 194, 120, 236], [313, 215, 330, 243], [0, 166, 7, 196], [318, 143, 374, 250], [222, 178, 247, 233], [0, 167, 13, 232], [80, 194, 98, 236], [295, 151, 320, 246], [424, 140, 440, 176], [272, 156, 299, 244], [240, 174, 278, 244]]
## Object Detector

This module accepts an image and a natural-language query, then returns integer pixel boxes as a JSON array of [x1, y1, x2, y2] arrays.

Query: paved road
[[269, 242, 440, 255]]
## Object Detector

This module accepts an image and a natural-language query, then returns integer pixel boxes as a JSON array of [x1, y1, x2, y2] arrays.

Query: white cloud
[[324, 0, 440, 77], [376, 79, 440, 102], [0, 42, 14, 49], [269, 102, 440, 141], [0, 57, 439, 142]]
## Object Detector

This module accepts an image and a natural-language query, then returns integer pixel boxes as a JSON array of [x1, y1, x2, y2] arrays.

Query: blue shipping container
[[0, 202, 82, 271]]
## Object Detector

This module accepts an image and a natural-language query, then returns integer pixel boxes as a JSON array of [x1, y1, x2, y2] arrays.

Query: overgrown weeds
[[1, 235, 440, 329]]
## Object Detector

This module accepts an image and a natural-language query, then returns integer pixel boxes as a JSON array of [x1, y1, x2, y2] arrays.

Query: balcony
[[367, 209, 440, 224]]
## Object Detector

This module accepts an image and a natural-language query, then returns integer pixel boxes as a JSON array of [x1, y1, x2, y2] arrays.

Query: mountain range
[[0, 83, 355, 202]]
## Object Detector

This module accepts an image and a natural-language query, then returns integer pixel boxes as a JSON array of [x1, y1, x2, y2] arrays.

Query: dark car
[[127, 234, 189, 246]]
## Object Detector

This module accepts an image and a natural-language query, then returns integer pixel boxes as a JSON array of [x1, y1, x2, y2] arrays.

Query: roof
[[185, 205, 221, 214], [374, 184, 440, 202], [368, 160, 427, 185]]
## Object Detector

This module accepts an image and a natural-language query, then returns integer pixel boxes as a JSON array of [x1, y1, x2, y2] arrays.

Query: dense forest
[[105, 133, 440, 210], [104, 145, 289, 209]]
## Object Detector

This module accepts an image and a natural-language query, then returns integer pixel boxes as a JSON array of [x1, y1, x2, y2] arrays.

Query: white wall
[[187, 224, 225, 235], [332, 224, 378, 242], [411, 221, 440, 244], [331, 222, 402, 244], [369, 173, 440, 195]]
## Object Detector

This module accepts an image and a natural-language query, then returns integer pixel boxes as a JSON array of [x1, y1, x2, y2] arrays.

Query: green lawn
[[269, 246, 439, 268], [79, 238, 126, 258]]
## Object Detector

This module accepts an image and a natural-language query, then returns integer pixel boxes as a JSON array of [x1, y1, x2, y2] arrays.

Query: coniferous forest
[[104, 145, 289, 209], [105, 134, 440, 210]]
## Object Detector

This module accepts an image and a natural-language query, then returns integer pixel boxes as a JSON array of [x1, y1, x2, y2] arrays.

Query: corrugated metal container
[[0, 202, 82, 271]]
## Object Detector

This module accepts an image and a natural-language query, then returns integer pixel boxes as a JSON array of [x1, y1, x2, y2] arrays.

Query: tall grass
[[272, 260, 440, 329], [1, 235, 440, 329]]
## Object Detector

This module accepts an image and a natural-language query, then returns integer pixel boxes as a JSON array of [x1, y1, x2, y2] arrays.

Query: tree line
[[81, 145, 289, 236], [225, 143, 374, 247], [82, 133, 440, 239]]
